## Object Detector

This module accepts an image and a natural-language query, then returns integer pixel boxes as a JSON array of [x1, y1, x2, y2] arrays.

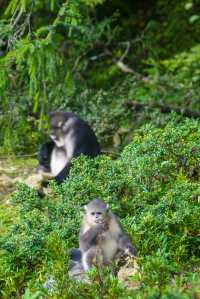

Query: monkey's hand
[[36, 166, 55, 180], [80, 223, 107, 251], [95, 222, 109, 233], [94, 223, 108, 242], [124, 245, 137, 258]]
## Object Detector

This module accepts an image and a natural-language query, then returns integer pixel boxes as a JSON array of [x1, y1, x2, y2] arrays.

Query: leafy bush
[[1, 0, 200, 154], [0, 118, 199, 298]]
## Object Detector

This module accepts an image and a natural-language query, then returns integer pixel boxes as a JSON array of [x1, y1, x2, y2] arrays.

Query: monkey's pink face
[[87, 210, 107, 225]]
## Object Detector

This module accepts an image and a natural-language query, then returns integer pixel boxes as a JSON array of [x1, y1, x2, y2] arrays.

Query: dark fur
[[37, 112, 100, 184]]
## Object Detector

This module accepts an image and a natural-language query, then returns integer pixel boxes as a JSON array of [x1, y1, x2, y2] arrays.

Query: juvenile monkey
[[79, 198, 136, 271]]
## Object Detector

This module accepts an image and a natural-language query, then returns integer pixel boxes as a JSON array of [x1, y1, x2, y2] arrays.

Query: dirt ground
[[0, 158, 37, 236], [0, 158, 37, 203]]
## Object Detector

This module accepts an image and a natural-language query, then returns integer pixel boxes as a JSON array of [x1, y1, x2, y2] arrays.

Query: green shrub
[[0, 118, 199, 298]]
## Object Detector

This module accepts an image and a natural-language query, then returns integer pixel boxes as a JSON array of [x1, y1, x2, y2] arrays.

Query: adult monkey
[[36, 112, 100, 186]]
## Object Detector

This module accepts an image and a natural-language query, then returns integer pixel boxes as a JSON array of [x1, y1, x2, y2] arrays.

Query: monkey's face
[[49, 115, 66, 147], [85, 208, 108, 225], [50, 124, 65, 147], [84, 199, 109, 225]]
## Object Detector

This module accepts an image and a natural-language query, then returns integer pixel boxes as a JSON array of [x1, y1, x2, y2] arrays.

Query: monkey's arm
[[37, 140, 55, 171], [79, 224, 106, 252]]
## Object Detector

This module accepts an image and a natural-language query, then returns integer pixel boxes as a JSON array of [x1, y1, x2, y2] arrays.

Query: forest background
[[0, 0, 200, 298]]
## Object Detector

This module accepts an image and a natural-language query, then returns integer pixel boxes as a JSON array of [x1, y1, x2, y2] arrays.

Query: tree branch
[[125, 101, 200, 119]]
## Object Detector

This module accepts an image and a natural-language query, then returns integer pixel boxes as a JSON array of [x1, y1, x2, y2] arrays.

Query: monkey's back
[[70, 117, 101, 157]]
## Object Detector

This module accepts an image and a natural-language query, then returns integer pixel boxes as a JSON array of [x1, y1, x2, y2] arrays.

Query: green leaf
[[189, 15, 200, 23]]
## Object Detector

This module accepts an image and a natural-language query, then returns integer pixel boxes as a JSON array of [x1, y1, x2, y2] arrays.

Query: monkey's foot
[[69, 264, 90, 283], [38, 169, 55, 180]]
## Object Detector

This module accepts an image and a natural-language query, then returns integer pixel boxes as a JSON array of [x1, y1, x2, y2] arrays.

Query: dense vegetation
[[0, 0, 200, 298], [0, 119, 200, 298], [1, 0, 200, 153]]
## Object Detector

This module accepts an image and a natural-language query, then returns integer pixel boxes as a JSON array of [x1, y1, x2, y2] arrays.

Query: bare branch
[[116, 60, 135, 74], [126, 101, 200, 119], [119, 41, 131, 62], [12, 9, 23, 27], [0, 152, 37, 160]]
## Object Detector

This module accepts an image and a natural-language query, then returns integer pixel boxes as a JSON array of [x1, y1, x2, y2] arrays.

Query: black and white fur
[[37, 112, 100, 185], [78, 198, 136, 271]]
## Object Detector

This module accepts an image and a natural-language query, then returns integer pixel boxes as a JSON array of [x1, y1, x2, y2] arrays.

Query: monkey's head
[[49, 112, 75, 147], [84, 198, 109, 225]]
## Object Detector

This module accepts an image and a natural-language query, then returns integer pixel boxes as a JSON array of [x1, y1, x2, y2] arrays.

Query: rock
[[68, 263, 89, 281], [113, 133, 121, 147], [43, 276, 56, 294], [117, 258, 140, 290], [13, 177, 23, 183], [25, 173, 43, 189], [0, 174, 13, 187]]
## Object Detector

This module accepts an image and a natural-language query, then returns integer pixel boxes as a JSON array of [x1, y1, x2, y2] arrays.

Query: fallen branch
[[85, 40, 150, 83], [104, 45, 150, 82], [0, 152, 37, 160]]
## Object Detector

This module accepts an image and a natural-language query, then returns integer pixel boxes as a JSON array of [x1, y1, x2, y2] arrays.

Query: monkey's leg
[[37, 140, 55, 170], [82, 251, 92, 271], [82, 247, 103, 271], [36, 141, 55, 197]]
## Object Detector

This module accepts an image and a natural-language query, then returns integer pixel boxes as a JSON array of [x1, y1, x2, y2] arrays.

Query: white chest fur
[[101, 234, 118, 260], [50, 148, 68, 176], [50, 118, 76, 177], [101, 217, 122, 260]]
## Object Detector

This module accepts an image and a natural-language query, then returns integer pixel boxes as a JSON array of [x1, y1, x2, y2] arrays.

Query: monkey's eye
[[97, 212, 102, 215], [91, 212, 95, 216]]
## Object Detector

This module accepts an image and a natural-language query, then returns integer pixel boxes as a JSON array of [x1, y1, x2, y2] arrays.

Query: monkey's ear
[[80, 205, 87, 213], [80, 210, 84, 217], [80, 205, 86, 216]]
